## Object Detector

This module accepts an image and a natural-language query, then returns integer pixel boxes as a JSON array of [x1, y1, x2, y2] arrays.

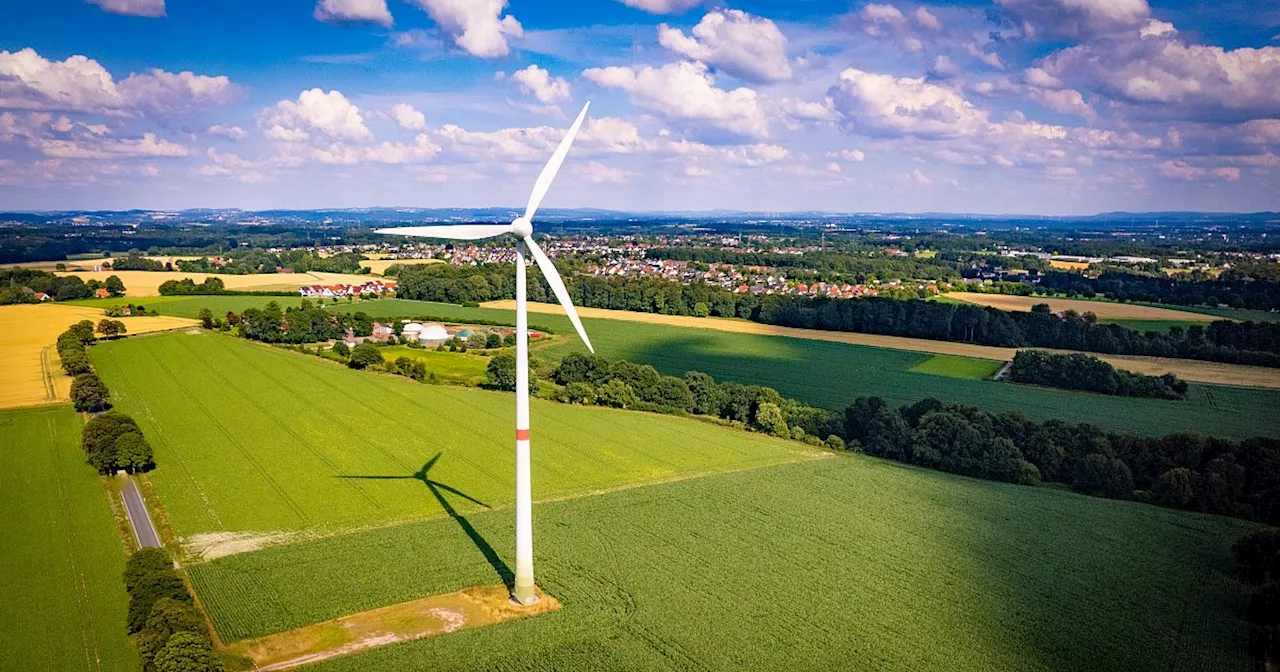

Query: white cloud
[[583, 61, 768, 139], [859, 4, 909, 37], [618, 0, 702, 14], [389, 103, 427, 131], [658, 9, 793, 83], [207, 124, 247, 141], [996, 0, 1150, 40], [684, 164, 712, 177], [1041, 30, 1280, 122], [364, 134, 442, 163], [576, 160, 627, 183], [87, 0, 165, 18], [826, 161, 843, 174], [723, 143, 788, 166], [828, 68, 988, 139], [198, 148, 268, 182], [261, 89, 372, 143], [407, 0, 523, 58], [928, 55, 961, 79], [908, 168, 932, 185], [314, 0, 393, 27], [0, 48, 235, 115], [827, 149, 866, 162], [1158, 160, 1239, 182], [963, 43, 1005, 70], [39, 132, 188, 159], [913, 7, 943, 32], [903, 37, 924, 53], [1029, 87, 1096, 120], [510, 65, 572, 104], [1139, 19, 1176, 37]]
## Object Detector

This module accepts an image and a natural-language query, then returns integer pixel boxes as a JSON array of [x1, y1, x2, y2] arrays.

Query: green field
[[908, 354, 1004, 379], [188, 456, 1255, 671], [378, 345, 492, 385], [1097, 318, 1212, 333], [82, 296, 1280, 438], [0, 406, 138, 672], [90, 332, 818, 542]]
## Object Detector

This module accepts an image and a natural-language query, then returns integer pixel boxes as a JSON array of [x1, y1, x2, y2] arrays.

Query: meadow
[[0, 406, 137, 672], [189, 456, 1255, 671], [90, 331, 820, 546], [378, 345, 491, 385], [944, 292, 1217, 321], [78, 296, 1280, 438], [907, 354, 1004, 379]]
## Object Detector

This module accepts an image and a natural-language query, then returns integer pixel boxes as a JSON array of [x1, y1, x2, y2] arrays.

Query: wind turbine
[[375, 102, 595, 606]]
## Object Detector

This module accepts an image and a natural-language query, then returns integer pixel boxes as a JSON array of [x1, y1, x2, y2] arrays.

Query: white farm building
[[401, 321, 449, 346]]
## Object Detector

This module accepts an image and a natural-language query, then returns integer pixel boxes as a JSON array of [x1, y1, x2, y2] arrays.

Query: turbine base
[[511, 584, 540, 607]]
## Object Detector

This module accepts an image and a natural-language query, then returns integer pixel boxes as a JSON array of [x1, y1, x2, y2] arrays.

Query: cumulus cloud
[[510, 65, 572, 103], [1159, 160, 1239, 182], [913, 7, 943, 32], [858, 4, 910, 37], [0, 48, 235, 115], [576, 160, 627, 183], [618, 0, 702, 14], [314, 0, 393, 27], [87, 0, 165, 18], [207, 124, 247, 141], [996, 0, 1150, 40], [261, 89, 372, 143], [407, 0, 522, 58], [389, 103, 427, 131], [1041, 29, 1280, 122], [1029, 87, 1096, 120], [658, 9, 793, 83], [827, 149, 866, 162], [928, 55, 961, 79], [583, 61, 768, 139], [828, 68, 988, 138], [723, 143, 788, 166]]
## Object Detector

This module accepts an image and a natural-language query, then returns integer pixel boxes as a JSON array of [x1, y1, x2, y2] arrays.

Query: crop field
[[90, 331, 820, 547], [945, 292, 1217, 321], [187, 456, 1254, 671], [0, 406, 137, 672], [379, 346, 492, 385], [359, 258, 443, 275], [908, 354, 1003, 379], [65, 294, 309, 319], [0, 303, 196, 409], [1096, 318, 1211, 333], [55, 270, 374, 297]]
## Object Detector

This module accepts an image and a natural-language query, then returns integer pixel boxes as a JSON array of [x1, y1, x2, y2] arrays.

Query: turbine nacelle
[[511, 217, 533, 239]]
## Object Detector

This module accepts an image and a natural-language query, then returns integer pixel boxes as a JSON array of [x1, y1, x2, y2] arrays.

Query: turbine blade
[[524, 236, 593, 353], [524, 101, 590, 222], [375, 224, 512, 240]]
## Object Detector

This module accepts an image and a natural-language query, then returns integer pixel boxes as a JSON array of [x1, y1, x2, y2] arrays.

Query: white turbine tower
[[376, 102, 594, 606]]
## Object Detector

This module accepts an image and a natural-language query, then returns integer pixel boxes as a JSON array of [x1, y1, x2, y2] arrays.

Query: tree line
[[390, 264, 1280, 368], [157, 277, 226, 295], [1008, 350, 1188, 399], [1019, 270, 1280, 311], [175, 249, 366, 275], [1, 267, 125, 303], [234, 300, 374, 343], [123, 549, 223, 672], [644, 247, 963, 284]]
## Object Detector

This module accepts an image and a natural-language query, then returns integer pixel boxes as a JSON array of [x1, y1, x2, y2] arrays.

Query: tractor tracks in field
[[39, 346, 57, 402]]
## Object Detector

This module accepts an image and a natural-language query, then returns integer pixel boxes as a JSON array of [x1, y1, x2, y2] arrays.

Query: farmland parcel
[[0, 406, 137, 672]]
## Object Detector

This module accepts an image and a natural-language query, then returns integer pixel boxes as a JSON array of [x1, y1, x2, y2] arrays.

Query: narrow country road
[[121, 476, 160, 548]]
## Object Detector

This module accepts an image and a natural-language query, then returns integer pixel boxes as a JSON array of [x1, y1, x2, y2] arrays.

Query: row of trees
[[175, 250, 366, 275], [1008, 350, 1188, 400], [157, 277, 225, 295], [235, 300, 373, 343], [1, 268, 124, 303], [124, 549, 222, 672], [110, 254, 166, 271], [644, 247, 963, 285], [1031, 270, 1280, 311], [391, 265, 1280, 368]]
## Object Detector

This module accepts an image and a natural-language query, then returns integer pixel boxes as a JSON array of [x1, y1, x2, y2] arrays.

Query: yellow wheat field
[[486, 300, 1280, 389], [1048, 260, 1092, 270], [55, 270, 376, 297], [8, 255, 201, 271], [945, 292, 1217, 321], [358, 258, 442, 275], [0, 304, 196, 409]]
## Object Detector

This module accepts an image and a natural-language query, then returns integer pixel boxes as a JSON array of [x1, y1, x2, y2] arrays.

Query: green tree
[[105, 275, 126, 296], [486, 353, 518, 391], [684, 371, 726, 416], [485, 332, 502, 349], [98, 318, 124, 337], [127, 571, 190, 634], [71, 373, 111, 413], [348, 342, 383, 369], [563, 381, 596, 405], [693, 302, 710, 317], [197, 308, 214, 329], [152, 632, 222, 672], [60, 347, 92, 376], [755, 402, 790, 438], [124, 549, 174, 593], [115, 432, 154, 473], [596, 379, 637, 408], [468, 332, 487, 349], [650, 376, 694, 411], [136, 598, 207, 672], [331, 341, 350, 357], [83, 412, 141, 473], [1154, 467, 1194, 507]]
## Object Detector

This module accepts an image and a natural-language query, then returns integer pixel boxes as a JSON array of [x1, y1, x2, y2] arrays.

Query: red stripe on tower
[[516, 429, 530, 441]]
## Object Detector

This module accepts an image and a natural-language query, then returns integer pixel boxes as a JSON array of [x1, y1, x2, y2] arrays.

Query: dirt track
[[484, 300, 1280, 390]]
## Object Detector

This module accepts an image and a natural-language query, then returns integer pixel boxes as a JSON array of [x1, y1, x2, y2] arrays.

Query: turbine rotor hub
[[511, 217, 533, 239]]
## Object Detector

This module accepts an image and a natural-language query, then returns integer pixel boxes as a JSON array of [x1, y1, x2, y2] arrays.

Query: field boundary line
[[143, 340, 310, 524]]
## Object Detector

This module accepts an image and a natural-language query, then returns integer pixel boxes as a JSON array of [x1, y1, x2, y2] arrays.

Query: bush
[[71, 372, 111, 412], [825, 435, 846, 451], [596, 379, 637, 408], [1015, 460, 1042, 486], [486, 333, 502, 349], [755, 402, 790, 438], [1236, 529, 1280, 582], [347, 342, 383, 369], [331, 341, 350, 357]]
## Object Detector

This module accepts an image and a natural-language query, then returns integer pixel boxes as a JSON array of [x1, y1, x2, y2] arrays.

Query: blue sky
[[1, 0, 1278, 214]]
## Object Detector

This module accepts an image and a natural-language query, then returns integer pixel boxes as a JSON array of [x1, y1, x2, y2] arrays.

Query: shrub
[[347, 343, 383, 369], [71, 373, 111, 412], [1236, 529, 1280, 582], [755, 402, 790, 439], [825, 435, 846, 451], [486, 333, 502, 349], [331, 341, 350, 357], [1016, 460, 1042, 486]]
